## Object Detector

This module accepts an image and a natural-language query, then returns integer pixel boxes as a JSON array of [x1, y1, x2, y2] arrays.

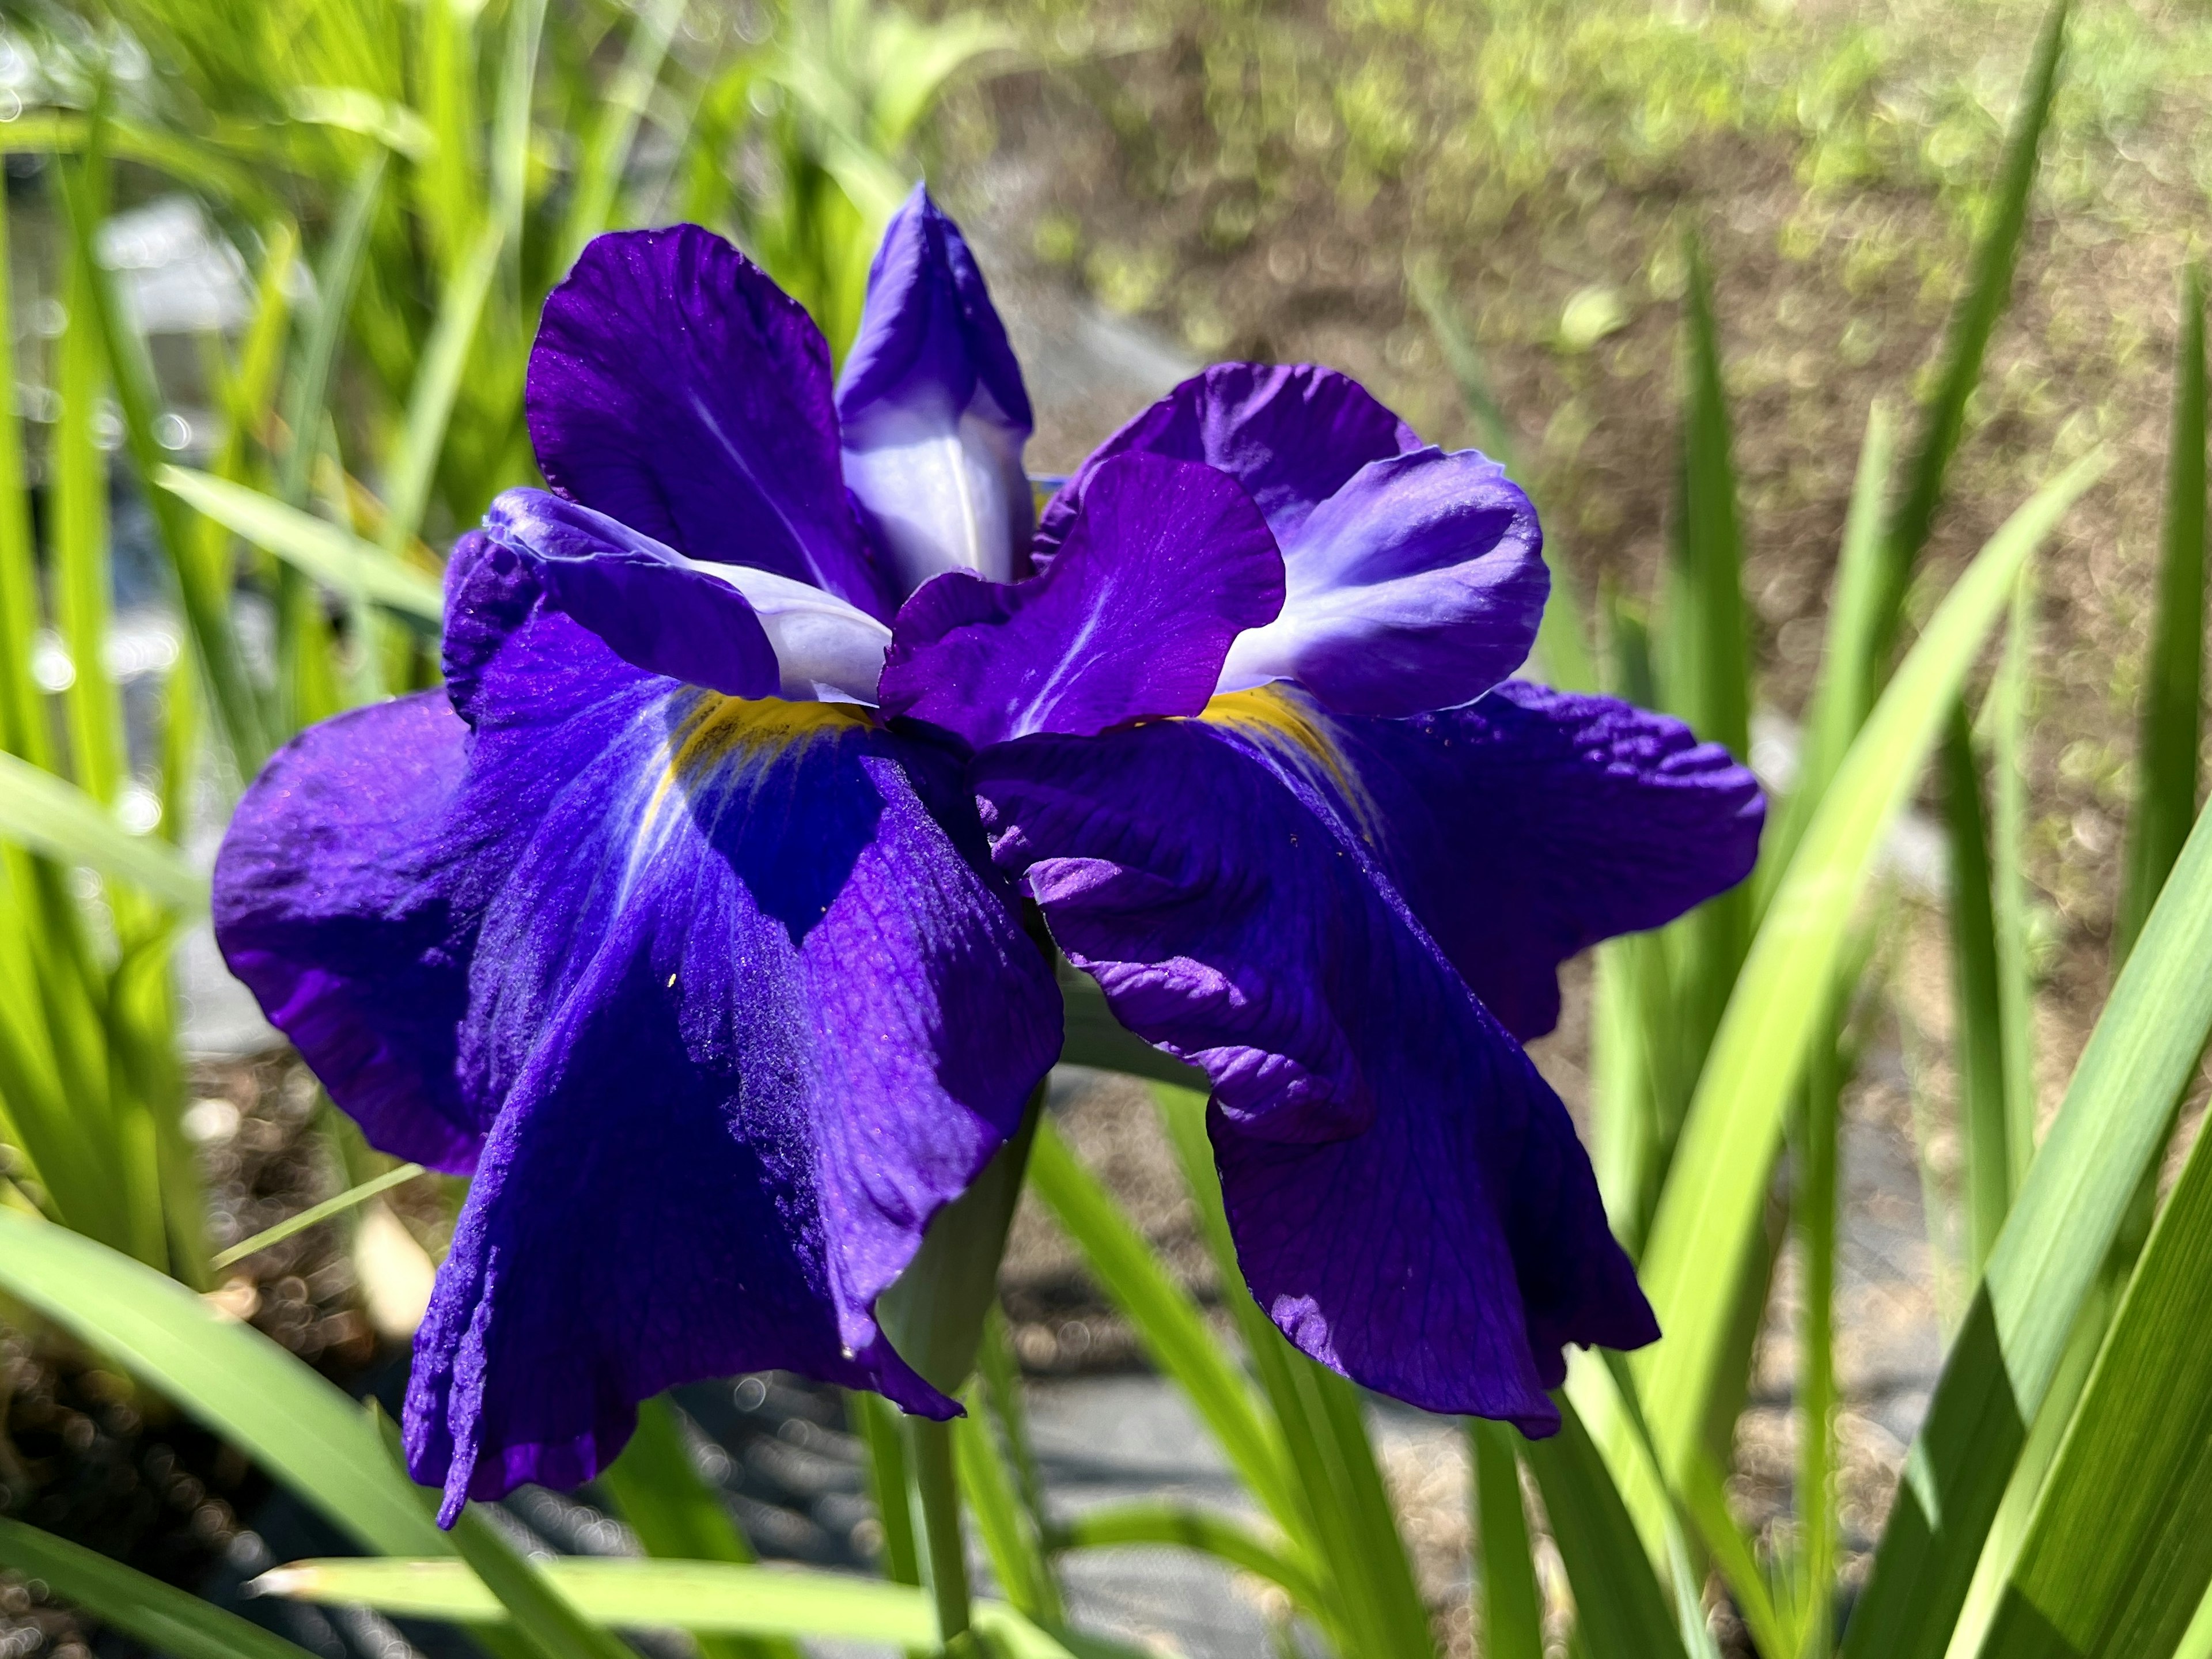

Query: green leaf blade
[[1844, 747, 2212, 1657], [1637, 448, 2108, 1483], [0, 1518, 319, 1659]]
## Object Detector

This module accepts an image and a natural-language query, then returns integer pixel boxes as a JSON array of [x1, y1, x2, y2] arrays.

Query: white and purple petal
[[484, 488, 781, 699], [527, 225, 891, 618], [1215, 448, 1548, 717], [972, 690, 1659, 1423], [877, 453, 1282, 749], [1043, 362, 1548, 718], [837, 187, 1035, 594], [214, 564, 1059, 1518]]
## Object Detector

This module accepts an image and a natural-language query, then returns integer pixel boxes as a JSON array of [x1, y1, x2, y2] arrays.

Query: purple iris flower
[[213, 184, 1762, 1520]]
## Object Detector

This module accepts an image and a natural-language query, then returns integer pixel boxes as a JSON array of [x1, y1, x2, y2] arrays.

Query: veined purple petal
[[974, 691, 1656, 1422], [215, 570, 1059, 1517], [1216, 448, 1548, 717], [1034, 363, 1418, 559], [214, 692, 484, 1175], [528, 225, 890, 618], [484, 488, 780, 699], [877, 454, 1282, 750], [1335, 681, 1765, 1040], [838, 187, 1033, 593]]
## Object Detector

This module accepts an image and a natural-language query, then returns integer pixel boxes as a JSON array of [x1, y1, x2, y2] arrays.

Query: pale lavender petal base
[[838, 187, 1035, 593], [484, 488, 780, 699]]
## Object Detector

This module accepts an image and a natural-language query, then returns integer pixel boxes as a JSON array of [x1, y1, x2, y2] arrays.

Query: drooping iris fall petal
[[214, 689, 483, 1176], [217, 509, 1059, 1523], [1328, 680, 1766, 1040], [973, 690, 1660, 1425]]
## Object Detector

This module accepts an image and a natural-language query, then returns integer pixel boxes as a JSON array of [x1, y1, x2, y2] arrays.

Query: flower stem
[[909, 1414, 972, 1650]]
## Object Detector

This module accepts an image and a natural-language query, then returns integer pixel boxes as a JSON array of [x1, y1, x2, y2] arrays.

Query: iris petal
[[1035, 362, 1417, 557], [1214, 447, 1548, 717], [216, 564, 1059, 1517], [484, 488, 781, 698], [1045, 363, 1551, 718], [527, 225, 889, 617], [214, 691, 484, 1175], [973, 692, 1656, 1423], [1334, 681, 1766, 1039], [838, 187, 1035, 593], [877, 453, 1282, 750]]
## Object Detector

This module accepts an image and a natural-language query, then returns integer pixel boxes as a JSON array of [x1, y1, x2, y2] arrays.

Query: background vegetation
[[0, 1, 2209, 1657]]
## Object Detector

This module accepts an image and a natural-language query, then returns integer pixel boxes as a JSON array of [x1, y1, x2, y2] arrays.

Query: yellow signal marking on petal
[[638, 693, 874, 843], [1196, 684, 1381, 842]]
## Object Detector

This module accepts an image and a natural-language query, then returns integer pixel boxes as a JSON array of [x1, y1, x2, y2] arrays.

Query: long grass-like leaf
[[560, 0, 685, 268], [1025, 1118, 1297, 1527], [600, 1399, 797, 1659], [159, 467, 444, 622], [1944, 702, 2012, 1276], [0, 751, 208, 912], [1867, 0, 2069, 683], [1469, 1420, 1544, 1659], [1521, 1396, 1690, 1659], [1636, 449, 2107, 1483], [0, 190, 44, 768], [379, 217, 505, 555], [1988, 568, 2041, 1194], [1975, 1077, 2212, 1657], [254, 1556, 937, 1645], [0, 1207, 448, 1558], [1843, 763, 2212, 1657], [365, 1408, 629, 1659], [1057, 1503, 1325, 1611], [210, 1161, 425, 1270], [1760, 400, 1896, 906], [955, 1382, 1061, 1626], [0, 1518, 319, 1659], [1149, 1085, 1430, 1657], [59, 123, 268, 774], [278, 153, 386, 507], [2116, 260, 2208, 964]]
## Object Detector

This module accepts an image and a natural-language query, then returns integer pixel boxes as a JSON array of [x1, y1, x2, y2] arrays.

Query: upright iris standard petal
[[527, 225, 890, 618], [1214, 448, 1548, 717], [974, 696, 1656, 1425], [1334, 681, 1766, 1040], [838, 187, 1035, 594], [214, 692, 484, 1175], [1035, 362, 1418, 558], [214, 551, 1061, 1521], [877, 454, 1283, 749], [1047, 363, 1548, 719], [485, 489, 780, 699]]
